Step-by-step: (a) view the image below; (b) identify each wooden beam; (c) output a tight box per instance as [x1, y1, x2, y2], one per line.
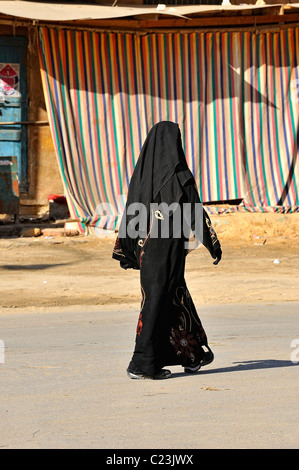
[67, 13, 299, 29]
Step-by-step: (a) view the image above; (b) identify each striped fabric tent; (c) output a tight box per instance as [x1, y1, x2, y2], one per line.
[38, 26, 299, 231]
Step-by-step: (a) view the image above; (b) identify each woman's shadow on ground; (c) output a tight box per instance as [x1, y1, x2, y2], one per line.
[172, 359, 298, 378]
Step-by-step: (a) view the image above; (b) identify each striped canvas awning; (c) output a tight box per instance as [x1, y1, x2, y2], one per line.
[38, 26, 299, 231]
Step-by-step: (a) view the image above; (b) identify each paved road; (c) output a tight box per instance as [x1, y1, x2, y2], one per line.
[0, 302, 298, 449]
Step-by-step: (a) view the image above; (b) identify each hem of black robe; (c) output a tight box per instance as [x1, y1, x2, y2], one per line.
[129, 343, 210, 377]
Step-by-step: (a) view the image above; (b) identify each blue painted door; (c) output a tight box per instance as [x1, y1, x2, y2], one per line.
[0, 37, 27, 190]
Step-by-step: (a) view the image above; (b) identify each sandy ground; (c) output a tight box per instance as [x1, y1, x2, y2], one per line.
[1, 303, 298, 449]
[1, 211, 299, 450]
[0, 211, 298, 313]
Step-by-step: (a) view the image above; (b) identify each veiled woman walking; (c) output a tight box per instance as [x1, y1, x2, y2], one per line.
[113, 121, 222, 379]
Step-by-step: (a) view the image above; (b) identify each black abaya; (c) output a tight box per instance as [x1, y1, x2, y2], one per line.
[112, 121, 222, 377]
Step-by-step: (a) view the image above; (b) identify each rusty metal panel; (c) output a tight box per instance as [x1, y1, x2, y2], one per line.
[0, 156, 19, 216]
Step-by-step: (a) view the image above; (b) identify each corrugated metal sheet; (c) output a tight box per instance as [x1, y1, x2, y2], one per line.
[0, 1, 296, 22]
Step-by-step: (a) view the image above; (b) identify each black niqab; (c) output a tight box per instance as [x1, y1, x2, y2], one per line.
[116, 121, 195, 269]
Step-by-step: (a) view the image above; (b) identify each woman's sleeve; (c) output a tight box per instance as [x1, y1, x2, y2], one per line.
[112, 236, 139, 270]
[183, 180, 222, 263]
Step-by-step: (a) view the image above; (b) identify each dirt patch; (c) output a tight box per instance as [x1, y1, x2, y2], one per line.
[0, 212, 298, 313]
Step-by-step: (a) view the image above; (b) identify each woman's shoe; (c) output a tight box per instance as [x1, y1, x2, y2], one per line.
[127, 367, 171, 380]
[184, 350, 214, 374]
[153, 368, 171, 380]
